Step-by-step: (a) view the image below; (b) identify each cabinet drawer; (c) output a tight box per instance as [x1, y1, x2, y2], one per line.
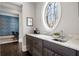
[26, 35, 33, 39]
[44, 40, 76, 56]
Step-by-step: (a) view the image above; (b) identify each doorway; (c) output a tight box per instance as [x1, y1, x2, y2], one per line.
[0, 14, 19, 44]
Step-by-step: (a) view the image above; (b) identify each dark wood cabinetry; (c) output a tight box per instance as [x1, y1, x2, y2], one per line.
[43, 47, 57, 56]
[32, 37, 43, 56]
[26, 35, 33, 54]
[76, 51, 79, 56]
[26, 35, 43, 56]
[43, 40, 76, 56]
[26, 35, 78, 56]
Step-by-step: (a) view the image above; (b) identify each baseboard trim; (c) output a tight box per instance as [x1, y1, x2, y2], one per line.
[19, 38, 22, 42]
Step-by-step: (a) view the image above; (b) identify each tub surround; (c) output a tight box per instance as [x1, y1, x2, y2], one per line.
[26, 34, 79, 51]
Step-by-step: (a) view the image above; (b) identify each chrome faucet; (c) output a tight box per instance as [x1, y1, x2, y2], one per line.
[60, 30, 64, 39]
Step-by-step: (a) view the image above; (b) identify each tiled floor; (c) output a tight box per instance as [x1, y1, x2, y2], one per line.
[0, 42, 31, 56]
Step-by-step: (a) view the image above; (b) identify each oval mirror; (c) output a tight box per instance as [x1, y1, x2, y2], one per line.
[43, 2, 61, 31]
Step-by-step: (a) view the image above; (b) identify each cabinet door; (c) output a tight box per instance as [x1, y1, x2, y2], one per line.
[43, 40, 76, 56]
[32, 47, 42, 56]
[76, 51, 79, 56]
[33, 37, 42, 51]
[43, 47, 55, 56]
[32, 37, 43, 56]
[43, 47, 61, 56]
[26, 35, 33, 54]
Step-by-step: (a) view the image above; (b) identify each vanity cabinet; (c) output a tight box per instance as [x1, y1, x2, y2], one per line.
[26, 35, 78, 56]
[43, 40, 76, 56]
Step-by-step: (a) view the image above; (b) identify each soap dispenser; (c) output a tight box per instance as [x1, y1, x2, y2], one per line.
[34, 28, 40, 34]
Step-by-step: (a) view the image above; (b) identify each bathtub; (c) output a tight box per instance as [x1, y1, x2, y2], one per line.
[0, 35, 15, 39]
[0, 35, 17, 44]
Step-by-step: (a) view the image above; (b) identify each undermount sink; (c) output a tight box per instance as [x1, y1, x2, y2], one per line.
[53, 39, 67, 42]
[53, 38, 68, 42]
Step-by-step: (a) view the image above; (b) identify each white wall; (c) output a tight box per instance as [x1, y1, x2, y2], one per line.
[35, 2, 79, 35]
[22, 2, 36, 51]
[0, 2, 21, 16]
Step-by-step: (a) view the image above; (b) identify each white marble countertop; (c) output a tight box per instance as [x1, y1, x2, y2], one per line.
[26, 34, 79, 51]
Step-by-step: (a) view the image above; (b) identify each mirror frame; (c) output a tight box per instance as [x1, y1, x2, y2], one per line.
[26, 17, 33, 26]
